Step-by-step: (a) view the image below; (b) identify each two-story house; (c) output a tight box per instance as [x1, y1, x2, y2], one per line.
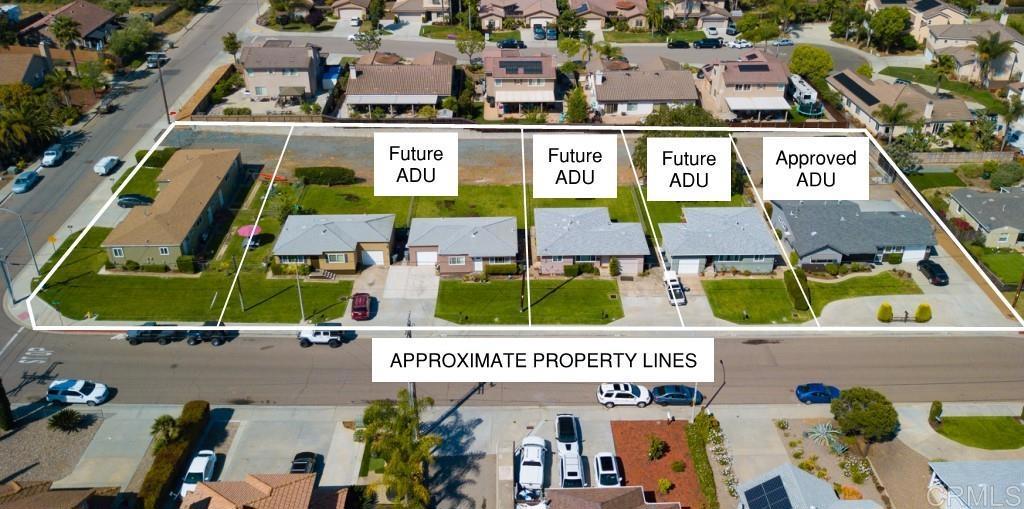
[239, 40, 322, 100]
[568, 0, 648, 32]
[19, 0, 116, 50]
[864, 0, 966, 44]
[479, 0, 558, 31]
[697, 50, 791, 120]
[483, 48, 560, 117]
[926, 18, 1024, 82]
[586, 58, 699, 120]
[392, 0, 448, 21]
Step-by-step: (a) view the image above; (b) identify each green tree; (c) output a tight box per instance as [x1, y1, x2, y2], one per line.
[50, 15, 82, 76]
[830, 387, 900, 443]
[580, 31, 596, 66]
[353, 30, 383, 53]
[886, 136, 923, 174]
[555, 9, 585, 38]
[772, 0, 801, 34]
[788, 44, 833, 82]
[868, 7, 910, 53]
[150, 414, 180, 450]
[565, 86, 588, 123]
[177, 0, 204, 11]
[364, 389, 441, 509]
[594, 41, 622, 60]
[108, 16, 157, 64]
[1001, 95, 1024, 150]
[0, 15, 16, 48]
[455, 30, 485, 62]
[631, 105, 723, 178]
[646, 0, 665, 34]
[101, 0, 131, 14]
[77, 60, 106, 97]
[943, 120, 974, 150]
[873, 102, 913, 142]
[0, 378, 13, 431]
[746, 18, 781, 49]
[876, 302, 893, 322]
[973, 32, 1016, 88]
[44, 69, 75, 107]
[368, 0, 385, 24]
[926, 53, 957, 95]
[222, 32, 241, 56]
[855, 62, 874, 79]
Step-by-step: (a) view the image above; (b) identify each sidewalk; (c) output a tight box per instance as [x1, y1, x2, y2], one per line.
[896, 401, 1024, 461]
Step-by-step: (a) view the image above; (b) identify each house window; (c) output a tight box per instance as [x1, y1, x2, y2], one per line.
[159, 247, 170, 256]
[717, 255, 742, 262]
[626, 103, 638, 112]
[449, 256, 466, 265]
[809, 258, 834, 264]
[490, 257, 512, 263]
[548, 256, 564, 262]
[576, 255, 596, 262]
[634, 18, 642, 27]
[284, 69, 297, 76]
[495, 80, 503, 87]
[255, 86, 267, 96]
[998, 233, 1010, 243]
[112, 247, 124, 258]
[279, 255, 306, 264]
[881, 245, 904, 254]
[327, 253, 348, 263]
[751, 254, 767, 262]
[246, 69, 254, 76]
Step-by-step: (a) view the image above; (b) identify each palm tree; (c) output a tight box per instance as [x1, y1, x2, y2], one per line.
[595, 41, 623, 61]
[1001, 95, 1024, 150]
[873, 102, 913, 142]
[580, 31, 596, 67]
[49, 15, 82, 76]
[150, 414, 180, 449]
[926, 53, 957, 95]
[972, 32, 1016, 88]
[646, 0, 665, 35]
[44, 69, 74, 107]
[773, 0, 798, 34]
[364, 389, 441, 509]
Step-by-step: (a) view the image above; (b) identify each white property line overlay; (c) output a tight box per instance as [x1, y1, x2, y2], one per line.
[519, 128, 533, 325]
[24, 121, 1024, 332]
[729, 134, 821, 327]
[619, 131, 687, 328]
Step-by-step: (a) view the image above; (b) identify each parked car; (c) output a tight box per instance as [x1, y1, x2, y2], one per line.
[667, 39, 690, 48]
[559, 451, 586, 488]
[795, 383, 840, 404]
[350, 16, 361, 26]
[705, 26, 718, 36]
[917, 259, 949, 286]
[663, 270, 686, 306]
[347, 33, 359, 41]
[11, 170, 41, 194]
[97, 95, 116, 114]
[41, 144, 65, 167]
[726, 22, 737, 35]
[127, 322, 183, 345]
[179, 450, 216, 498]
[93, 156, 119, 176]
[727, 38, 752, 48]
[693, 37, 723, 48]
[652, 384, 703, 406]
[244, 236, 262, 250]
[593, 452, 622, 487]
[497, 38, 526, 49]
[46, 379, 110, 406]
[518, 436, 547, 491]
[298, 323, 346, 348]
[350, 292, 372, 321]
[290, 451, 318, 473]
[894, 78, 911, 85]
[546, 27, 557, 40]
[117, 194, 153, 208]
[555, 413, 580, 454]
[146, 53, 169, 68]
[186, 321, 233, 346]
[771, 38, 794, 46]
[596, 383, 651, 408]
[533, 24, 545, 39]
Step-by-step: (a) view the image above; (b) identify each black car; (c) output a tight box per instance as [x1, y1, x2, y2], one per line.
[693, 37, 723, 48]
[117, 194, 154, 208]
[290, 451, 318, 473]
[917, 259, 949, 286]
[186, 321, 234, 347]
[126, 322, 183, 345]
[496, 38, 526, 49]
[667, 39, 690, 49]
[652, 384, 704, 406]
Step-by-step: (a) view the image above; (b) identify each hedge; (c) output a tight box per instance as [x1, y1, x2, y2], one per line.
[915, 303, 932, 323]
[124, 260, 140, 271]
[885, 252, 903, 265]
[783, 268, 810, 311]
[134, 147, 179, 168]
[223, 107, 252, 115]
[686, 412, 720, 509]
[563, 262, 599, 277]
[484, 263, 519, 276]
[294, 166, 358, 186]
[176, 255, 196, 273]
[142, 264, 169, 273]
[877, 302, 893, 323]
[138, 400, 211, 509]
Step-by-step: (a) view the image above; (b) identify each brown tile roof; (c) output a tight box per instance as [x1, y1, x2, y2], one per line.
[594, 69, 698, 102]
[935, 45, 976, 65]
[0, 481, 117, 509]
[22, 0, 115, 39]
[330, 0, 370, 8]
[568, 0, 646, 18]
[826, 69, 973, 123]
[241, 43, 315, 70]
[930, 19, 1024, 44]
[546, 487, 681, 509]
[719, 50, 789, 85]
[346, 64, 454, 95]
[637, 57, 683, 71]
[479, 0, 558, 18]
[356, 51, 402, 65]
[0, 53, 46, 85]
[412, 50, 457, 66]
[181, 473, 316, 509]
[103, 149, 240, 248]
[483, 50, 556, 78]
[309, 487, 350, 509]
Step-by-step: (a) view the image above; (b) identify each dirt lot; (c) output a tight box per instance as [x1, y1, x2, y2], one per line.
[866, 439, 931, 509]
[611, 420, 703, 508]
[0, 406, 102, 482]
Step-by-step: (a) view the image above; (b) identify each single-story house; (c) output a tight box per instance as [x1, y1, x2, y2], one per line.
[181, 473, 351, 509]
[738, 463, 882, 509]
[479, 0, 558, 31]
[587, 66, 699, 118]
[660, 207, 779, 275]
[771, 200, 936, 267]
[343, 61, 455, 116]
[546, 487, 681, 509]
[947, 187, 1024, 249]
[272, 214, 395, 274]
[927, 460, 1024, 509]
[330, 0, 369, 20]
[103, 149, 243, 267]
[0, 481, 118, 509]
[568, 0, 647, 31]
[534, 207, 650, 276]
[19, 0, 116, 50]
[0, 52, 49, 87]
[240, 40, 322, 100]
[407, 216, 518, 275]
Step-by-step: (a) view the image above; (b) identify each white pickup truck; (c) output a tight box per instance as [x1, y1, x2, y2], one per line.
[663, 270, 687, 306]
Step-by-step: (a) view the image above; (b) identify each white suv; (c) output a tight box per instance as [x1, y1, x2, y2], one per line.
[560, 451, 587, 488]
[46, 379, 109, 406]
[594, 452, 622, 486]
[517, 436, 547, 491]
[179, 450, 217, 497]
[297, 323, 346, 348]
[597, 383, 651, 408]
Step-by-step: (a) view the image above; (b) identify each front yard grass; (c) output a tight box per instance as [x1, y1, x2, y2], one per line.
[435, 278, 624, 324]
[489, 30, 521, 40]
[936, 416, 1024, 450]
[880, 67, 1005, 114]
[977, 249, 1024, 285]
[602, 31, 666, 43]
[420, 24, 467, 39]
[111, 167, 162, 198]
[808, 271, 922, 315]
[531, 186, 641, 223]
[298, 185, 413, 228]
[908, 172, 965, 191]
[435, 280, 529, 324]
[412, 185, 525, 226]
[703, 278, 811, 324]
[667, 29, 706, 42]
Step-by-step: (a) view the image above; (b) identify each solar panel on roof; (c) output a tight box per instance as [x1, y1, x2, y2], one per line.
[739, 64, 770, 72]
[914, 0, 939, 10]
[833, 72, 879, 106]
[499, 60, 543, 74]
[744, 476, 793, 509]
[574, 3, 588, 13]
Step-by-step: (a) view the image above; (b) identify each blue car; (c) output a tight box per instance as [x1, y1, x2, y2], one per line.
[11, 170, 41, 194]
[795, 383, 840, 404]
[652, 384, 704, 406]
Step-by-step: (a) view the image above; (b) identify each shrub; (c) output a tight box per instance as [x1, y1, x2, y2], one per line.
[825, 263, 840, 276]
[884, 252, 903, 264]
[647, 434, 668, 461]
[915, 303, 932, 323]
[877, 302, 893, 323]
[294, 166, 358, 185]
[671, 460, 686, 472]
[138, 401, 210, 509]
[134, 147, 179, 168]
[929, 400, 943, 423]
[789, 250, 799, 266]
[830, 387, 899, 442]
[657, 478, 673, 495]
[176, 255, 197, 273]
[784, 269, 810, 311]
[609, 257, 621, 276]
[123, 260, 141, 271]
[142, 264, 169, 273]
[48, 408, 85, 433]
[484, 263, 518, 276]
[578, 262, 598, 275]
[841, 485, 863, 500]
[564, 264, 580, 277]
[686, 412, 720, 509]
[223, 107, 252, 115]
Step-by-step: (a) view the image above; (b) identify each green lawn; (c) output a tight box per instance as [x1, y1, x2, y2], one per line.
[880, 67, 1006, 114]
[667, 30, 706, 42]
[603, 31, 666, 43]
[530, 186, 641, 223]
[111, 167, 162, 198]
[412, 185, 525, 226]
[490, 30, 521, 40]
[908, 172, 966, 191]
[645, 195, 748, 227]
[807, 271, 922, 315]
[435, 278, 624, 324]
[298, 185, 414, 228]
[37, 228, 352, 323]
[978, 249, 1024, 284]
[936, 416, 1024, 450]
[420, 24, 477, 39]
[703, 278, 812, 324]
[1004, 292, 1023, 313]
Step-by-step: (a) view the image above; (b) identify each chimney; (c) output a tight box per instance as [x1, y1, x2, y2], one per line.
[924, 100, 934, 120]
[39, 42, 53, 71]
[1001, 13, 1009, 25]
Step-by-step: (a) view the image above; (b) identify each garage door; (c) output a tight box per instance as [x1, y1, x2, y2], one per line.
[361, 250, 385, 266]
[902, 246, 928, 263]
[417, 251, 438, 266]
[337, 8, 362, 20]
[584, 18, 603, 32]
[674, 257, 702, 274]
[530, 16, 552, 26]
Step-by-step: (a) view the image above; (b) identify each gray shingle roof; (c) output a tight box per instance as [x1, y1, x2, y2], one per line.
[273, 214, 395, 256]
[774, 201, 936, 257]
[738, 463, 882, 509]
[660, 207, 778, 257]
[534, 208, 650, 257]
[240, 45, 314, 70]
[407, 217, 518, 257]
[929, 461, 1024, 509]
[949, 187, 1024, 232]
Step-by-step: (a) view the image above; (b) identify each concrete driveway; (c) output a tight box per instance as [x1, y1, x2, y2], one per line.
[374, 265, 446, 326]
[613, 270, 683, 326]
[386, 17, 423, 40]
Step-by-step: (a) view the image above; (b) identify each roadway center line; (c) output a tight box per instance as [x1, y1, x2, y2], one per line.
[0, 327, 25, 363]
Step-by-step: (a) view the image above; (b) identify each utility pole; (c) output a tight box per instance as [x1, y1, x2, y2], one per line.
[295, 268, 305, 322]
[147, 52, 171, 124]
[0, 252, 14, 307]
[232, 256, 246, 311]
[701, 360, 726, 413]
[1014, 272, 1023, 309]
[0, 208, 40, 276]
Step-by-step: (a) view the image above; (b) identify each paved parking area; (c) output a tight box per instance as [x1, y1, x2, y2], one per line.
[369, 265, 446, 326]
